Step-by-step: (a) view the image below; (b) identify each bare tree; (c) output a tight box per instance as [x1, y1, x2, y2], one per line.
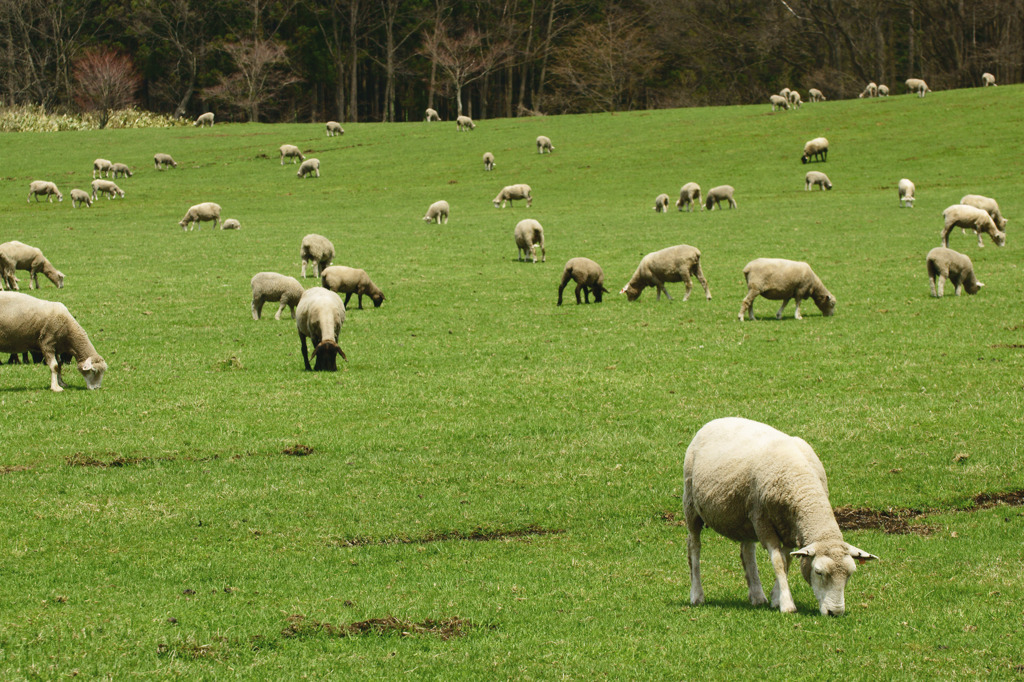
[421, 21, 511, 116]
[368, 0, 422, 121]
[73, 48, 141, 128]
[205, 39, 297, 121]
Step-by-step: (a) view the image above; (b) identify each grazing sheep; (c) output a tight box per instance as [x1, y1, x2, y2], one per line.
[92, 159, 112, 178]
[514, 219, 545, 263]
[456, 115, 476, 131]
[808, 88, 826, 102]
[898, 178, 916, 208]
[739, 258, 835, 321]
[859, 82, 878, 98]
[483, 152, 495, 171]
[779, 87, 791, 100]
[279, 144, 305, 165]
[300, 234, 335, 278]
[959, 194, 1007, 230]
[90, 179, 124, 200]
[153, 153, 177, 170]
[769, 94, 789, 111]
[251, 272, 304, 320]
[0, 291, 107, 392]
[194, 112, 214, 127]
[805, 171, 832, 191]
[296, 287, 347, 371]
[493, 184, 532, 208]
[676, 183, 703, 212]
[705, 185, 736, 210]
[110, 162, 133, 178]
[654, 193, 671, 213]
[621, 244, 710, 302]
[905, 78, 931, 97]
[178, 202, 221, 231]
[941, 204, 1005, 248]
[877, 84, 890, 96]
[27, 181, 62, 203]
[321, 265, 385, 309]
[536, 135, 554, 153]
[425, 108, 441, 122]
[220, 218, 241, 230]
[982, 72, 997, 87]
[557, 257, 608, 305]
[326, 121, 344, 136]
[297, 158, 320, 178]
[70, 189, 92, 208]
[422, 200, 450, 224]
[801, 137, 829, 164]
[0, 241, 64, 290]
[788, 90, 802, 108]
[926, 247, 983, 298]
[683, 417, 877, 615]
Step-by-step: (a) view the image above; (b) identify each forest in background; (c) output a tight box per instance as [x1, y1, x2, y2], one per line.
[1, 0, 1022, 124]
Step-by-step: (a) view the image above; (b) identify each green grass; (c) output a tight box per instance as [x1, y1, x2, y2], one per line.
[1, 87, 1023, 678]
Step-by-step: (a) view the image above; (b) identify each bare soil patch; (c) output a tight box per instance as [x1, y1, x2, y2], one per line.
[281, 614, 482, 641]
[332, 524, 564, 547]
[832, 506, 933, 535]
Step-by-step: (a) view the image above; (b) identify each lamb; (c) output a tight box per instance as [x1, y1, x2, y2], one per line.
[878, 84, 890, 96]
[769, 94, 789, 111]
[683, 417, 877, 615]
[982, 72, 997, 87]
[905, 78, 931, 97]
[779, 87, 791, 100]
[296, 286, 347, 371]
[91, 179, 124, 200]
[620, 244, 711, 302]
[326, 121, 344, 136]
[220, 218, 241, 230]
[422, 200, 450, 224]
[0, 241, 64, 290]
[926, 247, 984, 297]
[676, 183, 702, 212]
[300, 234, 335, 278]
[557, 257, 608, 305]
[425, 108, 441, 121]
[153, 153, 178, 170]
[27, 181, 63, 203]
[279, 144, 305, 165]
[92, 158, 112, 178]
[0, 291, 107, 392]
[959, 194, 1007, 230]
[704, 185, 736, 210]
[194, 112, 214, 127]
[178, 202, 221, 231]
[483, 152, 495, 171]
[251, 272, 305, 320]
[110, 162, 133, 178]
[739, 258, 836, 321]
[297, 158, 320, 178]
[456, 115, 476, 131]
[804, 171, 832, 191]
[858, 82, 878, 98]
[493, 184, 532, 208]
[808, 88, 826, 102]
[514, 219, 545, 263]
[70, 189, 92, 208]
[536, 135, 554, 153]
[941, 204, 1006, 248]
[788, 90, 802, 108]
[321, 265, 385, 309]
[654, 193, 671, 213]
[801, 137, 829, 164]
[898, 178, 916, 208]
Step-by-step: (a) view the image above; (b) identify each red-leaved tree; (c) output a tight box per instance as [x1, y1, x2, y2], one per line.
[73, 49, 141, 128]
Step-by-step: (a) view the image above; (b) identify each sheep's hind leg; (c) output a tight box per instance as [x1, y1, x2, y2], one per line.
[936, 276, 945, 297]
[739, 291, 758, 321]
[252, 298, 263, 320]
[274, 302, 287, 320]
[929, 276, 938, 298]
[686, 518, 705, 605]
[740, 541, 768, 605]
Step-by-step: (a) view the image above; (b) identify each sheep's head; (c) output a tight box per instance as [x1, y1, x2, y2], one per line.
[793, 541, 877, 616]
[994, 230, 1007, 247]
[55, 271, 65, 289]
[966, 278, 985, 295]
[801, 155, 809, 164]
[311, 339, 346, 371]
[815, 293, 836, 317]
[371, 292, 385, 308]
[79, 356, 107, 390]
[57, 191, 64, 202]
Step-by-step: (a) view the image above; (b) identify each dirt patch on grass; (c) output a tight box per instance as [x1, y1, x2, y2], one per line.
[0, 464, 33, 475]
[282, 443, 314, 456]
[988, 344, 1024, 349]
[65, 453, 221, 467]
[281, 614, 482, 640]
[332, 524, 564, 547]
[832, 506, 933, 535]
[971, 489, 1024, 509]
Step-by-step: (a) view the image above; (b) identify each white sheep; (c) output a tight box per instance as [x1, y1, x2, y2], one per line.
[178, 202, 221, 231]
[676, 183, 702, 212]
[557, 257, 608, 305]
[27, 181, 63, 203]
[982, 72, 997, 87]
[959, 194, 1007, 230]
[90, 179, 124, 200]
[425, 108, 441, 121]
[493, 184, 532, 208]
[905, 78, 931, 97]
[739, 258, 835, 321]
[70, 189, 92, 208]
[683, 417, 877, 615]
[0, 241, 64, 290]
[296, 286, 347, 371]
[805, 171, 832, 191]
[297, 158, 320, 178]
[620, 244, 711, 302]
[926, 247, 984, 297]
[898, 178, 916, 208]
[300, 234, 335, 278]
[808, 88, 826, 102]
[801, 137, 829, 164]
[769, 94, 789, 111]
[220, 218, 241, 230]
[422, 200, 450, 224]
[941, 204, 1005, 248]
[779, 87, 791, 100]
[859, 82, 878, 98]
[654, 193, 671, 213]
[878, 84, 890, 96]
[483, 152, 495, 171]
[514, 219, 545, 263]
[110, 162, 132, 178]
[194, 112, 215, 127]
[279, 144, 305, 165]
[788, 90, 802, 108]
[705, 185, 736, 210]
[321, 265, 385, 309]
[456, 115, 476, 131]
[251, 272, 305, 320]
[536, 135, 554, 153]
[326, 121, 344, 136]
[0, 291, 107, 392]
[153, 153, 177, 170]
[92, 158, 112, 178]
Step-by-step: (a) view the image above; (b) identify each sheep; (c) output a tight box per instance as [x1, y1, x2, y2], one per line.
[27, 181, 62, 203]
[926, 247, 984, 297]
[90, 179, 124, 201]
[654, 193, 671, 213]
[493, 184, 532, 208]
[321, 265, 385, 309]
[178, 202, 221, 231]
[959, 194, 1007, 230]
[297, 158, 320, 178]
[801, 137, 829, 164]
[878, 84, 889, 96]
[805, 171, 832, 191]
[905, 78, 931, 97]
[898, 178, 916, 208]
[779, 87, 791, 100]
[0, 291, 107, 392]
[194, 112, 214, 127]
[858, 82, 877, 98]
[251, 272, 305, 320]
[557, 257, 608, 305]
[620, 244, 710, 302]
[704, 185, 736, 210]
[790, 91, 803, 108]
[326, 121, 344, 136]
[536, 135, 554, 153]
[296, 286, 347, 371]
[0, 241, 64, 290]
[92, 158, 112, 178]
[982, 72, 997, 87]
[422, 200, 450, 224]
[676, 183, 702, 212]
[514, 219, 545, 263]
[739, 258, 835, 321]
[110, 162, 133, 178]
[456, 115, 476, 131]
[279, 144, 305, 165]
[483, 152, 495, 171]
[425, 108, 441, 121]
[808, 88, 826, 102]
[153, 153, 178, 170]
[220, 218, 241, 230]
[300, 234, 335, 278]
[70, 189, 92, 208]
[683, 417, 877, 615]
[941, 204, 1006, 248]
[769, 94, 789, 112]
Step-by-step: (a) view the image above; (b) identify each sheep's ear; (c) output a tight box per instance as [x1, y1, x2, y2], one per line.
[791, 544, 816, 558]
[339, 348, 348, 362]
[977, 281, 985, 287]
[619, 285, 628, 294]
[846, 544, 878, 564]
[81, 358, 93, 371]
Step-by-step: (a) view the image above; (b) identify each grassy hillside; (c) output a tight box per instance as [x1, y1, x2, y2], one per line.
[1, 87, 1022, 678]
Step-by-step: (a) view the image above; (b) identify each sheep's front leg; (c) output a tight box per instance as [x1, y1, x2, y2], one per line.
[775, 299, 789, 319]
[681, 275, 693, 301]
[46, 355, 64, 392]
[301, 260, 308, 278]
[299, 334, 312, 371]
[764, 542, 797, 613]
[793, 299, 803, 320]
[977, 231, 985, 248]
[658, 284, 673, 301]
[740, 542, 768, 605]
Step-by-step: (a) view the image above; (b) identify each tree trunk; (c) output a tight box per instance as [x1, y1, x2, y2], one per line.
[518, 0, 536, 112]
[455, 84, 462, 116]
[349, 0, 359, 122]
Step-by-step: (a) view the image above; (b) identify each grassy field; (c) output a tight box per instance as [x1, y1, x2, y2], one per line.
[1, 85, 1023, 679]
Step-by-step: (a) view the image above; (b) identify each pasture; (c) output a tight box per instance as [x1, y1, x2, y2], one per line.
[1, 86, 1023, 678]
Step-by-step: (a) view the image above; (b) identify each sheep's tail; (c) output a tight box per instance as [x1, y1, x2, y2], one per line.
[312, 339, 346, 371]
